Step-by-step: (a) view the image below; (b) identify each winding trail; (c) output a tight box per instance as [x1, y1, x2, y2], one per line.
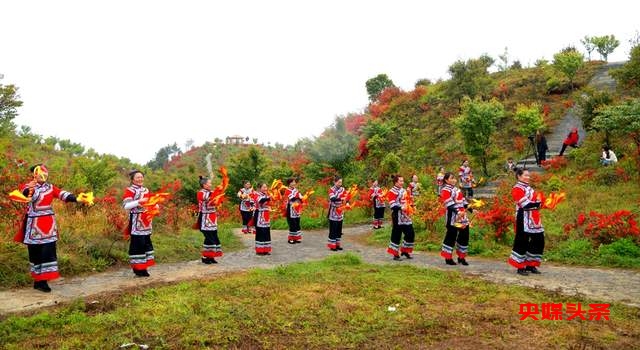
[474, 62, 622, 199]
[1, 225, 639, 316]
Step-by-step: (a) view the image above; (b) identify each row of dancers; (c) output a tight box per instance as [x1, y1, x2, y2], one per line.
[11, 163, 545, 293]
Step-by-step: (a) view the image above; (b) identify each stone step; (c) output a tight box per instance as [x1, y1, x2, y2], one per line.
[474, 193, 496, 199]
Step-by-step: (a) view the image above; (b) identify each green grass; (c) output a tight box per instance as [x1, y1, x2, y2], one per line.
[0, 223, 241, 290]
[546, 238, 640, 269]
[1, 253, 639, 349]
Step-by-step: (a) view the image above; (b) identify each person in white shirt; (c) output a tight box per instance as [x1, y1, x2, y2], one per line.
[600, 146, 618, 166]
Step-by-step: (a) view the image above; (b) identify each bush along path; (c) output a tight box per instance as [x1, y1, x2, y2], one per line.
[1, 225, 639, 315]
[474, 62, 621, 199]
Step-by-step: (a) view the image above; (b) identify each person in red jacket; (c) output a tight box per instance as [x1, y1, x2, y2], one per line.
[13, 165, 83, 292]
[559, 127, 579, 156]
[509, 168, 545, 276]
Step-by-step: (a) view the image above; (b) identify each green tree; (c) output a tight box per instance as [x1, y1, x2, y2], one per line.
[510, 60, 523, 70]
[0, 84, 23, 136]
[454, 98, 505, 176]
[76, 158, 118, 195]
[365, 74, 395, 102]
[514, 103, 545, 137]
[147, 143, 181, 170]
[553, 50, 584, 89]
[415, 78, 432, 87]
[611, 45, 640, 89]
[308, 117, 358, 176]
[446, 54, 495, 101]
[581, 36, 596, 61]
[578, 89, 613, 131]
[591, 35, 620, 62]
[380, 152, 401, 177]
[229, 146, 268, 191]
[592, 98, 640, 173]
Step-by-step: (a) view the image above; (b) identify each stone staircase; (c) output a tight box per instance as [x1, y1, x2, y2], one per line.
[474, 62, 621, 199]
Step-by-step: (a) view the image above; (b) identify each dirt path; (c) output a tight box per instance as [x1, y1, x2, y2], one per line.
[1, 225, 639, 316]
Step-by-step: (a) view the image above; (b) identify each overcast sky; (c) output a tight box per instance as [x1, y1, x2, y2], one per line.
[1, 1, 638, 164]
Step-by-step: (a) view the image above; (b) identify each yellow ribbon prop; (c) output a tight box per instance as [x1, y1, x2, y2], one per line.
[8, 190, 30, 203]
[76, 192, 95, 206]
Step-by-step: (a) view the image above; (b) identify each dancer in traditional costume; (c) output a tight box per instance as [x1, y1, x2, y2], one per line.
[386, 175, 415, 260]
[237, 181, 255, 234]
[369, 180, 385, 229]
[122, 170, 155, 277]
[407, 174, 421, 197]
[254, 183, 272, 255]
[509, 168, 545, 275]
[327, 176, 345, 251]
[196, 176, 223, 264]
[12, 164, 88, 292]
[458, 160, 474, 198]
[284, 178, 303, 244]
[436, 167, 445, 196]
[440, 172, 471, 266]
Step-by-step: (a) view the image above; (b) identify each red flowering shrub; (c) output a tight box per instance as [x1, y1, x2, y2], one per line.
[513, 135, 525, 152]
[415, 194, 444, 232]
[476, 194, 515, 242]
[564, 210, 640, 245]
[540, 156, 568, 171]
[542, 104, 551, 118]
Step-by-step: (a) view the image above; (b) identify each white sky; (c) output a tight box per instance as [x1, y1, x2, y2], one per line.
[1, 0, 638, 164]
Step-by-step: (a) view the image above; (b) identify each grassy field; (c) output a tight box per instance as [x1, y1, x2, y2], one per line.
[1, 254, 638, 349]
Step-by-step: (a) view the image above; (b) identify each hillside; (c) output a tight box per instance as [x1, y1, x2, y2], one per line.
[1, 48, 639, 289]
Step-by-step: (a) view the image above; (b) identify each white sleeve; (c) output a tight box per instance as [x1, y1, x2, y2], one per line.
[123, 200, 140, 210]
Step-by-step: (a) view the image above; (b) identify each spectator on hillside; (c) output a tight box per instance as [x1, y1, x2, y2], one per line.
[505, 158, 516, 173]
[559, 127, 579, 156]
[600, 145, 618, 166]
[536, 131, 549, 166]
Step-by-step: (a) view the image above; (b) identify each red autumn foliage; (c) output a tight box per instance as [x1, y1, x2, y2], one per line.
[415, 195, 444, 232]
[513, 135, 525, 152]
[411, 86, 428, 100]
[564, 210, 640, 245]
[576, 169, 596, 182]
[615, 167, 631, 182]
[492, 81, 509, 99]
[476, 194, 516, 241]
[542, 104, 551, 118]
[377, 87, 402, 104]
[369, 103, 389, 119]
[95, 191, 128, 237]
[528, 172, 552, 187]
[357, 138, 369, 160]
[563, 99, 575, 109]
[0, 153, 31, 240]
[344, 114, 368, 135]
[540, 156, 568, 171]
